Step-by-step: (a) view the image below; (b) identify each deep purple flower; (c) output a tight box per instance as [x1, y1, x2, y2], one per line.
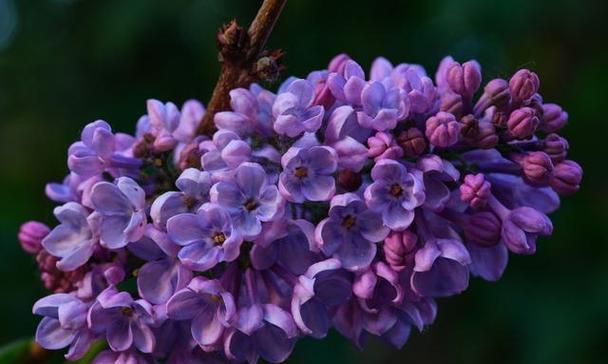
[327, 60, 367, 106]
[33, 294, 94, 360]
[88, 287, 156, 353]
[200, 129, 252, 179]
[273, 79, 324, 137]
[411, 238, 471, 297]
[90, 177, 147, 249]
[316, 193, 389, 270]
[167, 203, 243, 271]
[167, 277, 235, 348]
[278, 146, 337, 203]
[291, 259, 352, 338]
[250, 219, 318, 275]
[488, 194, 553, 255]
[42, 202, 96, 271]
[150, 168, 212, 228]
[415, 155, 459, 211]
[130, 226, 192, 304]
[92, 349, 155, 364]
[210, 162, 282, 238]
[364, 160, 425, 230]
[392, 65, 437, 115]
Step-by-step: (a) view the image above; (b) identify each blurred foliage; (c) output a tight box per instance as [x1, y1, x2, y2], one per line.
[0, 0, 607, 363]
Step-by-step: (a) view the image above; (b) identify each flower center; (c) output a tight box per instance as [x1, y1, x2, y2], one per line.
[342, 215, 356, 229]
[120, 307, 134, 317]
[212, 232, 226, 245]
[390, 183, 403, 197]
[244, 198, 259, 211]
[183, 196, 198, 209]
[294, 166, 308, 178]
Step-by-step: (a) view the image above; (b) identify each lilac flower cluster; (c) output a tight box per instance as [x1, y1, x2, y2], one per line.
[19, 54, 582, 363]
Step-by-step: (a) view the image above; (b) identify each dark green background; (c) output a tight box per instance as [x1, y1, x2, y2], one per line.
[1, 0, 606, 363]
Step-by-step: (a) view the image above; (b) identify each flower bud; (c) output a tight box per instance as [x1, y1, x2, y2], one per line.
[464, 211, 501, 247]
[476, 121, 499, 149]
[519, 151, 554, 185]
[367, 132, 403, 161]
[460, 174, 491, 209]
[522, 93, 544, 119]
[440, 92, 464, 118]
[540, 103, 568, 133]
[397, 127, 427, 157]
[383, 230, 418, 271]
[507, 107, 539, 139]
[549, 160, 582, 195]
[18, 221, 50, 255]
[509, 69, 539, 103]
[446, 60, 481, 99]
[460, 114, 479, 141]
[178, 141, 203, 170]
[543, 133, 569, 163]
[473, 78, 511, 115]
[328, 53, 351, 74]
[337, 169, 362, 192]
[425, 111, 460, 148]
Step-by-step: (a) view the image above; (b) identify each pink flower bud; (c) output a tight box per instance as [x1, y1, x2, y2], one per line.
[543, 133, 569, 163]
[328, 53, 351, 74]
[367, 132, 403, 161]
[509, 69, 540, 103]
[425, 111, 460, 148]
[473, 78, 511, 115]
[18, 221, 50, 255]
[540, 103, 568, 133]
[446, 60, 482, 99]
[507, 107, 539, 139]
[460, 174, 491, 209]
[440, 92, 464, 118]
[464, 211, 501, 247]
[476, 121, 499, 149]
[519, 151, 554, 185]
[383, 230, 418, 271]
[550, 160, 582, 195]
[397, 128, 427, 157]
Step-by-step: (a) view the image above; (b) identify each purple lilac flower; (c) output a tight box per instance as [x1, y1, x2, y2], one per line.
[130, 226, 192, 304]
[278, 145, 337, 202]
[90, 177, 147, 249]
[364, 160, 425, 230]
[167, 277, 235, 348]
[68, 120, 139, 178]
[33, 294, 94, 360]
[42, 202, 96, 271]
[88, 287, 156, 353]
[150, 168, 212, 228]
[210, 162, 282, 238]
[215, 85, 276, 137]
[167, 203, 243, 271]
[316, 193, 389, 270]
[24, 53, 583, 362]
[291, 259, 352, 338]
[273, 79, 324, 137]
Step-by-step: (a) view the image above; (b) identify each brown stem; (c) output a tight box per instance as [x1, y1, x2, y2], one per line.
[196, 0, 287, 136]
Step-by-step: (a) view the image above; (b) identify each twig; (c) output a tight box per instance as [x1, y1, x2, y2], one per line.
[196, 0, 287, 136]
